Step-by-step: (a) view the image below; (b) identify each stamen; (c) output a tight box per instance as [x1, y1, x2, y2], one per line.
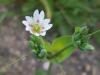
[32, 23, 41, 33]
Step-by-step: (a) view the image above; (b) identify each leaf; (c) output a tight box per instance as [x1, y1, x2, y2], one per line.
[47, 35, 76, 63]
[51, 46, 75, 63]
[80, 43, 95, 51]
[44, 41, 51, 52]
[51, 36, 73, 52]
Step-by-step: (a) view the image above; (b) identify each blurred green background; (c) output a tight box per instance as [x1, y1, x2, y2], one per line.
[0, 0, 100, 75]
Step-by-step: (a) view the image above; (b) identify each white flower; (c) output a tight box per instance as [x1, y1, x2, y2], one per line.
[22, 9, 53, 36]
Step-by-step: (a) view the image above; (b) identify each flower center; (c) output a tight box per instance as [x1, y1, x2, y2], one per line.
[32, 24, 41, 32]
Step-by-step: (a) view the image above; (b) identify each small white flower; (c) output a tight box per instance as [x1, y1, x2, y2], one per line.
[22, 9, 53, 36]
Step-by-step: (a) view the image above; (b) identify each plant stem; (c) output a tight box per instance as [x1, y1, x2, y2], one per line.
[47, 63, 52, 75]
[47, 44, 73, 59]
[87, 29, 100, 37]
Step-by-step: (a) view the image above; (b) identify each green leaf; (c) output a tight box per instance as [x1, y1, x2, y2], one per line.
[51, 36, 73, 52]
[47, 35, 76, 63]
[51, 46, 75, 63]
[80, 43, 95, 51]
[44, 41, 51, 52]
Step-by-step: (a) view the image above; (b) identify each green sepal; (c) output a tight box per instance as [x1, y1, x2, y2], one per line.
[72, 26, 94, 51]
[29, 35, 47, 59]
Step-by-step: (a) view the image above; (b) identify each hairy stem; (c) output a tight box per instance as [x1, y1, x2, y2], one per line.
[87, 29, 100, 37]
[47, 63, 52, 75]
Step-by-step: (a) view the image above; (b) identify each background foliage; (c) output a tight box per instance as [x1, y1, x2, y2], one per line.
[0, 0, 100, 42]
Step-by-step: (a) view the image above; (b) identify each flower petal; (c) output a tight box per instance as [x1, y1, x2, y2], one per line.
[33, 9, 39, 22]
[30, 30, 40, 36]
[39, 10, 44, 20]
[33, 9, 39, 17]
[25, 26, 30, 31]
[44, 19, 50, 24]
[34, 33, 39, 36]
[25, 16, 33, 24]
[22, 20, 31, 31]
[47, 24, 52, 30]
[39, 31, 46, 36]
[42, 23, 53, 30]
[22, 21, 29, 26]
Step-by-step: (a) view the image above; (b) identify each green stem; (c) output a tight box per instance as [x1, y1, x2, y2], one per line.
[47, 63, 52, 75]
[87, 29, 100, 37]
[47, 44, 73, 59]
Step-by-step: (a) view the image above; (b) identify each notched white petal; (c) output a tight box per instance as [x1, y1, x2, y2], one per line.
[43, 24, 53, 30]
[25, 26, 30, 31]
[47, 24, 52, 30]
[33, 10, 40, 23]
[22, 21, 29, 26]
[39, 31, 46, 36]
[33, 9, 39, 18]
[25, 16, 33, 23]
[49, 24, 53, 29]
[39, 10, 44, 20]
[44, 19, 50, 24]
